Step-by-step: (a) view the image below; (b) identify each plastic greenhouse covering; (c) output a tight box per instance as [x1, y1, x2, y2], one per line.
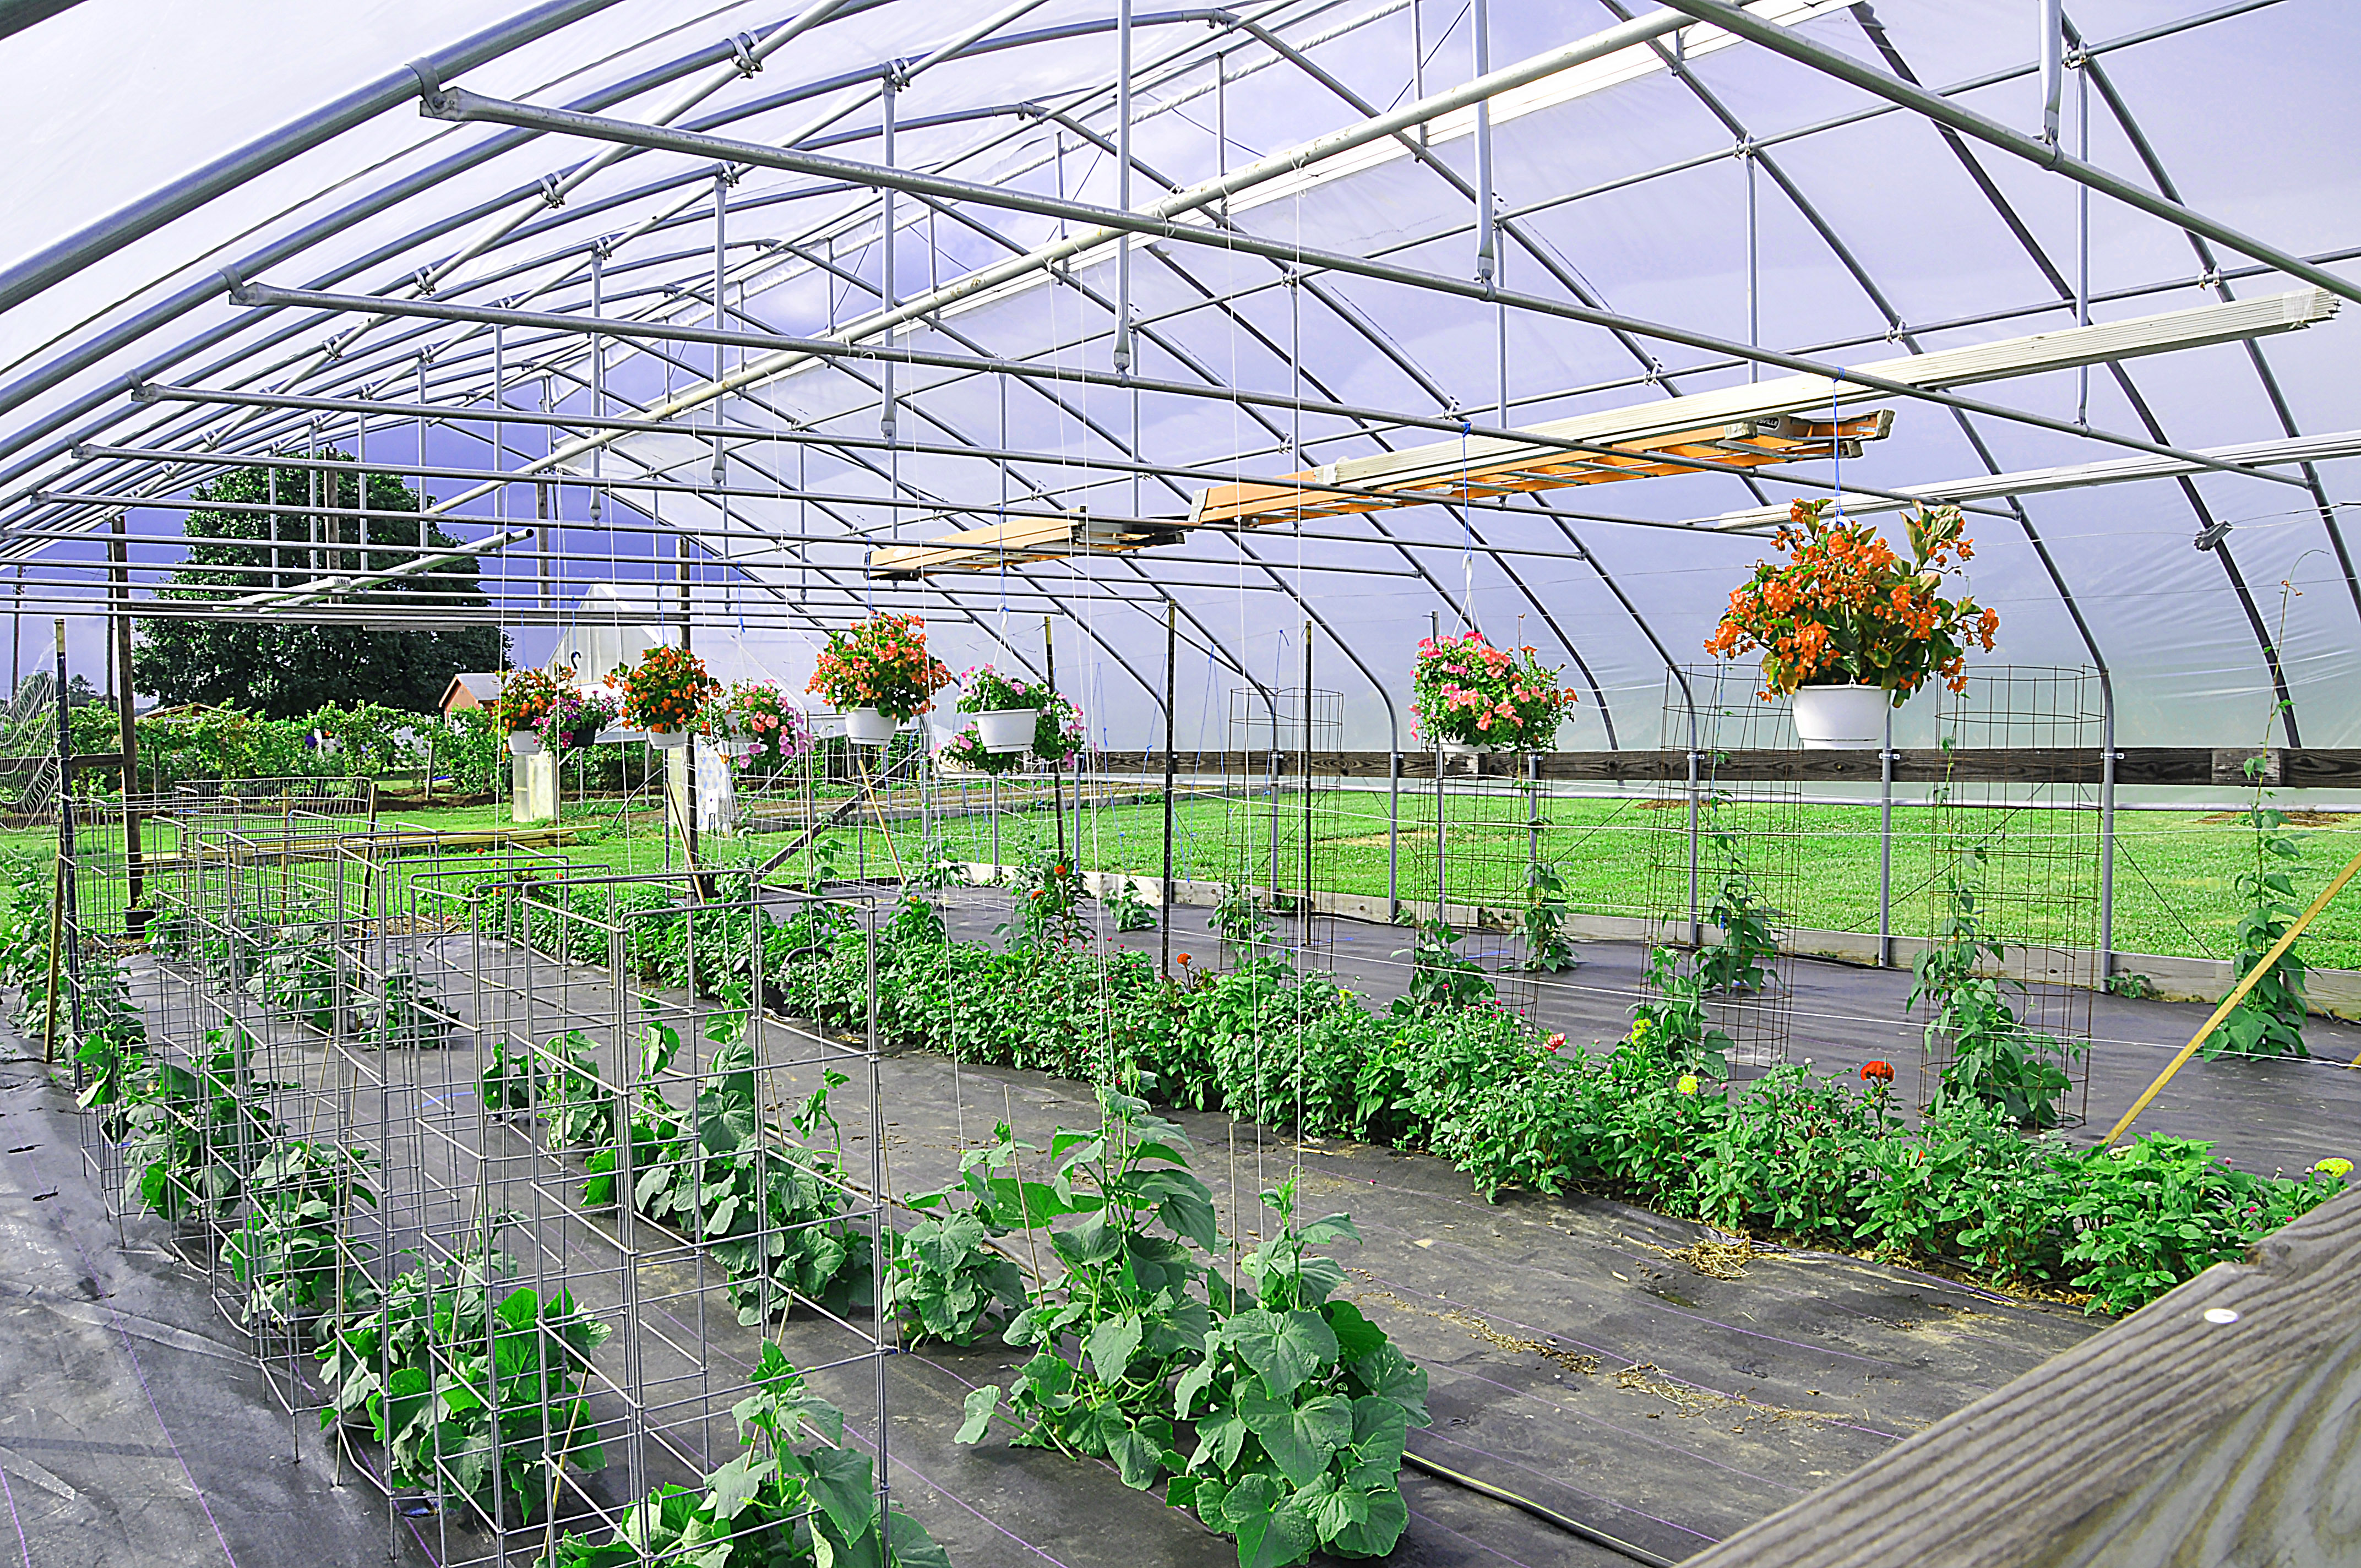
[2, 0, 2357, 749]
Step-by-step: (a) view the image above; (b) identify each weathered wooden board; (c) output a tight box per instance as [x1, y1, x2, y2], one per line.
[1675, 1187, 2361, 1568]
[1089, 748, 2361, 788]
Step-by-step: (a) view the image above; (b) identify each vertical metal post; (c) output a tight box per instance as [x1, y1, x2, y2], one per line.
[1161, 602, 1176, 976]
[53, 619, 81, 1038]
[1472, 0, 1495, 285]
[1045, 616, 1064, 863]
[1411, 0, 1425, 145]
[110, 514, 145, 934]
[712, 168, 729, 487]
[1429, 611, 1444, 923]
[864, 919, 888, 1529]
[2099, 676, 2118, 978]
[537, 375, 553, 609]
[880, 78, 897, 444]
[1877, 705, 1895, 967]
[1686, 744, 1702, 949]
[1301, 622, 1313, 920]
[1113, 0, 1134, 375]
[1744, 144, 1759, 383]
[590, 243, 605, 519]
[1387, 749, 1400, 919]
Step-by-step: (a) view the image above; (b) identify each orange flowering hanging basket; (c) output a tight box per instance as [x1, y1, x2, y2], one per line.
[610, 644, 719, 734]
[1705, 499, 1999, 703]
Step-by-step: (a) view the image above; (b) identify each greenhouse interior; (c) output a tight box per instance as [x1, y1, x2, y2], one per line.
[2, 1, 2358, 1564]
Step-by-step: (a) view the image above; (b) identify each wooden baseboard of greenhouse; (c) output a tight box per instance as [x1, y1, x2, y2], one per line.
[1672, 1185, 2361, 1568]
[953, 863, 2361, 1023]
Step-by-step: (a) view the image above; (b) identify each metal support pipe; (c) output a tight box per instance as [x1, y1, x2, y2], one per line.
[109, 513, 144, 933]
[1878, 707, 1895, 967]
[0, 0, 624, 318]
[1654, 0, 2361, 307]
[1686, 744, 1701, 950]
[414, 85, 2314, 500]
[2100, 679, 2118, 977]
[880, 75, 898, 445]
[1113, 0, 1135, 374]
[1387, 748, 1400, 919]
[1161, 600, 1175, 977]
[2039, 0, 2065, 147]
[1472, 0, 1496, 286]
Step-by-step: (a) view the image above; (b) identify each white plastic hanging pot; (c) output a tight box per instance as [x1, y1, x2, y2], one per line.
[1791, 684, 1890, 749]
[844, 706, 897, 745]
[506, 731, 543, 758]
[649, 728, 690, 751]
[973, 707, 1036, 754]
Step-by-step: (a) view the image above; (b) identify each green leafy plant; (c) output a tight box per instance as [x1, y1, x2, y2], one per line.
[247, 921, 352, 1035]
[957, 1090, 1218, 1487]
[1000, 853, 1087, 950]
[115, 1023, 282, 1222]
[1390, 916, 1493, 1018]
[2103, 970, 2157, 1000]
[2203, 755, 2309, 1059]
[356, 957, 449, 1050]
[225, 1141, 378, 1336]
[1168, 1180, 1429, 1566]
[318, 1229, 610, 1525]
[1520, 861, 1579, 973]
[889, 1125, 1034, 1347]
[537, 1342, 949, 1568]
[1109, 880, 1159, 933]
[1910, 861, 2081, 1128]
[1629, 947, 1733, 1079]
[1212, 884, 1275, 955]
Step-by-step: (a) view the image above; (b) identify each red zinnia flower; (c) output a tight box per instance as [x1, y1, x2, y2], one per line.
[1860, 1060, 1895, 1085]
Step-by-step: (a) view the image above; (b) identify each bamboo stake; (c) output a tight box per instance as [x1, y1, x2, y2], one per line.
[2103, 842, 2361, 1145]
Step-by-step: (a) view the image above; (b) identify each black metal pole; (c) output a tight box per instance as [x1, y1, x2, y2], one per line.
[53, 619, 82, 1037]
[1161, 602, 1176, 978]
[1046, 615, 1065, 865]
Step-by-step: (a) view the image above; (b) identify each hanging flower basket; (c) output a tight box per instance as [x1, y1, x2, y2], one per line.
[494, 666, 562, 737]
[610, 644, 719, 739]
[1705, 499, 1999, 750]
[506, 731, 543, 758]
[956, 667, 1083, 759]
[974, 709, 1036, 753]
[538, 685, 617, 753]
[706, 680, 810, 771]
[806, 614, 951, 723]
[1411, 631, 1577, 753]
[842, 707, 898, 746]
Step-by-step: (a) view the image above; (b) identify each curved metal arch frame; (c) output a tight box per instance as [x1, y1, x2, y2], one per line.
[0, 0, 2349, 760]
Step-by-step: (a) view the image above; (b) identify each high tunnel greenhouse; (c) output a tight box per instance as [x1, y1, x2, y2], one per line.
[1, 2, 2358, 1565]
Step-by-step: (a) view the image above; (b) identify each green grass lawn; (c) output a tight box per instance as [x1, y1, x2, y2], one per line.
[46, 781, 2361, 971]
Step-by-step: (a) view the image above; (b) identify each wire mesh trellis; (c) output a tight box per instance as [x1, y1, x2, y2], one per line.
[1641, 667, 1803, 1071]
[1219, 687, 1341, 973]
[58, 775, 902, 1567]
[1916, 667, 2103, 1124]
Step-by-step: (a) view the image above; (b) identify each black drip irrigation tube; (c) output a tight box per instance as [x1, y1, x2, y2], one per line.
[1399, 1448, 1682, 1567]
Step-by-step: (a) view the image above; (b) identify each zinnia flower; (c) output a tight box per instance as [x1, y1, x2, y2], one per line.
[1859, 1060, 1895, 1085]
[1677, 1074, 1700, 1096]
[1545, 1032, 1565, 1053]
[2318, 1157, 2353, 1180]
